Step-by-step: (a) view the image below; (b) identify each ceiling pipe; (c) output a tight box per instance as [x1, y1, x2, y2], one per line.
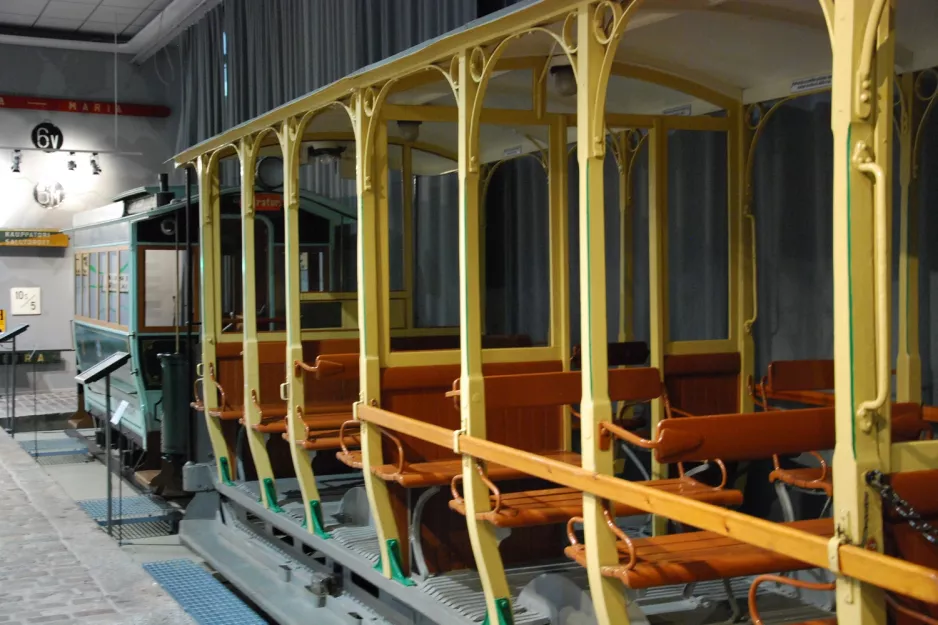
[0, 0, 222, 65]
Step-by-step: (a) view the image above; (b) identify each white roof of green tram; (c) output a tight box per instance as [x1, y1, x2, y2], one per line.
[173, 0, 938, 171]
[69, 186, 354, 231]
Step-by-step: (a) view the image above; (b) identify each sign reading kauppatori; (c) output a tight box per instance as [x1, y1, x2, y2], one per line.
[0, 230, 69, 247]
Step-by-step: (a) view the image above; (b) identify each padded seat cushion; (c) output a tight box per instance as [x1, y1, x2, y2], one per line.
[564, 518, 832, 589]
[449, 479, 743, 528]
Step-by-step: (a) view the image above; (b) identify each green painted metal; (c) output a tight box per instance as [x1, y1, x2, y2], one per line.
[373, 539, 416, 587]
[262, 478, 284, 513]
[482, 597, 514, 625]
[219, 457, 235, 486]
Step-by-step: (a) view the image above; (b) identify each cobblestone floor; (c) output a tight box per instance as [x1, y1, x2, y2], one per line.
[0, 430, 194, 625]
[0, 389, 77, 420]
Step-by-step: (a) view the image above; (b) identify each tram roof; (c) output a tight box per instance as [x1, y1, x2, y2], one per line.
[173, 0, 938, 169]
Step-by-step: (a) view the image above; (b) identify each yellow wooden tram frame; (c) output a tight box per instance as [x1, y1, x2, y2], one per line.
[175, 2, 938, 624]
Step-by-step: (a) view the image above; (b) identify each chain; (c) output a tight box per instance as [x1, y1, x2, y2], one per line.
[866, 470, 938, 544]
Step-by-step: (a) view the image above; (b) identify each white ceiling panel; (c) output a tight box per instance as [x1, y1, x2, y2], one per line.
[33, 15, 84, 30]
[0, 0, 48, 17]
[42, 1, 97, 20]
[87, 5, 140, 26]
[0, 10, 38, 25]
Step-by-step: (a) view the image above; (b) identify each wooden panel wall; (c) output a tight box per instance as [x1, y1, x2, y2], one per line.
[663, 352, 740, 416]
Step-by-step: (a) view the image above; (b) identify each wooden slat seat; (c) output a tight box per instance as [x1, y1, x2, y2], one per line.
[247, 405, 354, 433]
[338, 449, 581, 488]
[564, 518, 832, 589]
[449, 479, 743, 528]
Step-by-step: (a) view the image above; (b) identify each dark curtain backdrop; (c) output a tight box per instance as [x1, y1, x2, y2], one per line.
[174, 2, 938, 401]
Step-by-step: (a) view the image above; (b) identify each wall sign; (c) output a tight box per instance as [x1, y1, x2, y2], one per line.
[0, 309, 5, 333]
[0, 229, 69, 247]
[0, 350, 64, 365]
[10, 287, 41, 316]
[31, 122, 64, 152]
[34, 181, 66, 209]
[234, 193, 283, 212]
[0, 94, 170, 118]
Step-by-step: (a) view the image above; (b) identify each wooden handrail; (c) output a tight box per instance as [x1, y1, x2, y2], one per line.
[351, 404, 938, 604]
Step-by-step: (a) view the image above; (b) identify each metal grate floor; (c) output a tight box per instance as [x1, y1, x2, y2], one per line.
[110, 520, 173, 541]
[19, 437, 88, 456]
[143, 559, 267, 625]
[35, 453, 92, 466]
[78, 496, 172, 525]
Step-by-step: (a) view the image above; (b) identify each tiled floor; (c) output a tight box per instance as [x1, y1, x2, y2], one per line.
[0, 387, 77, 419]
[0, 428, 195, 625]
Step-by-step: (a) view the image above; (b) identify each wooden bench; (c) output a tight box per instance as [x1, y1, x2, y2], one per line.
[564, 408, 841, 592]
[337, 359, 578, 575]
[447, 367, 742, 527]
[751, 360, 931, 499]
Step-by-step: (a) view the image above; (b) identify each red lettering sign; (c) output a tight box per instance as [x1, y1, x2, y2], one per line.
[0, 95, 169, 118]
[234, 193, 283, 212]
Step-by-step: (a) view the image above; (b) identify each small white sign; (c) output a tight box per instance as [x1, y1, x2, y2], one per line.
[10, 287, 41, 315]
[662, 104, 692, 116]
[791, 74, 831, 94]
[110, 400, 129, 425]
[503, 145, 523, 157]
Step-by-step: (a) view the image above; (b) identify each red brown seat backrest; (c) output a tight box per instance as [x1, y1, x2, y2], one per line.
[481, 367, 662, 410]
[767, 359, 834, 392]
[380, 360, 565, 463]
[653, 407, 835, 464]
[664, 352, 740, 415]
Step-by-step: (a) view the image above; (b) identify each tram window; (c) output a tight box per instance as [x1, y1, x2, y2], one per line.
[300, 301, 343, 329]
[97, 252, 106, 322]
[118, 250, 130, 325]
[108, 251, 119, 323]
[667, 129, 729, 341]
[482, 154, 549, 348]
[87, 254, 98, 320]
[143, 249, 189, 328]
[392, 171, 459, 352]
[74, 254, 82, 316]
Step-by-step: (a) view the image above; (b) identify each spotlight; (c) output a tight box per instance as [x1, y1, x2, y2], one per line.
[550, 65, 577, 97]
[67, 152, 77, 171]
[396, 120, 421, 143]
[90, 152, 101, 175]
[11, 149, 21, 173]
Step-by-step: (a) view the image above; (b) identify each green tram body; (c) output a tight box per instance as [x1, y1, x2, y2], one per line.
[69, 185, 355, 451]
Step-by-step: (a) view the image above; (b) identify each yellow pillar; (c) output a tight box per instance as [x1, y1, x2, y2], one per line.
[549, 115, 573, 451]
[280, 120, 328, 537]
[647, 121, 669, 538]
[896, 73, 921, 403]
[240, 137, 278, 509]
[731, 103, 754, 413]
[576, 5, 630, 624]
[196, 153, 232, 484]
[616, 132, 634, 345]
[830, 1, 894, 622]
[355, 100, 407, 582]
[458, 49, 513, 625]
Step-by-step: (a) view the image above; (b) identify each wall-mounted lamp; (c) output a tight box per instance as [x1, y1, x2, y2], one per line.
[67, 152, 77, 171]
[90, 152, 101, 175]
[396, 120, 422, 143]
[550, 65, 577, 97]
[11, 149, 21, 173]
